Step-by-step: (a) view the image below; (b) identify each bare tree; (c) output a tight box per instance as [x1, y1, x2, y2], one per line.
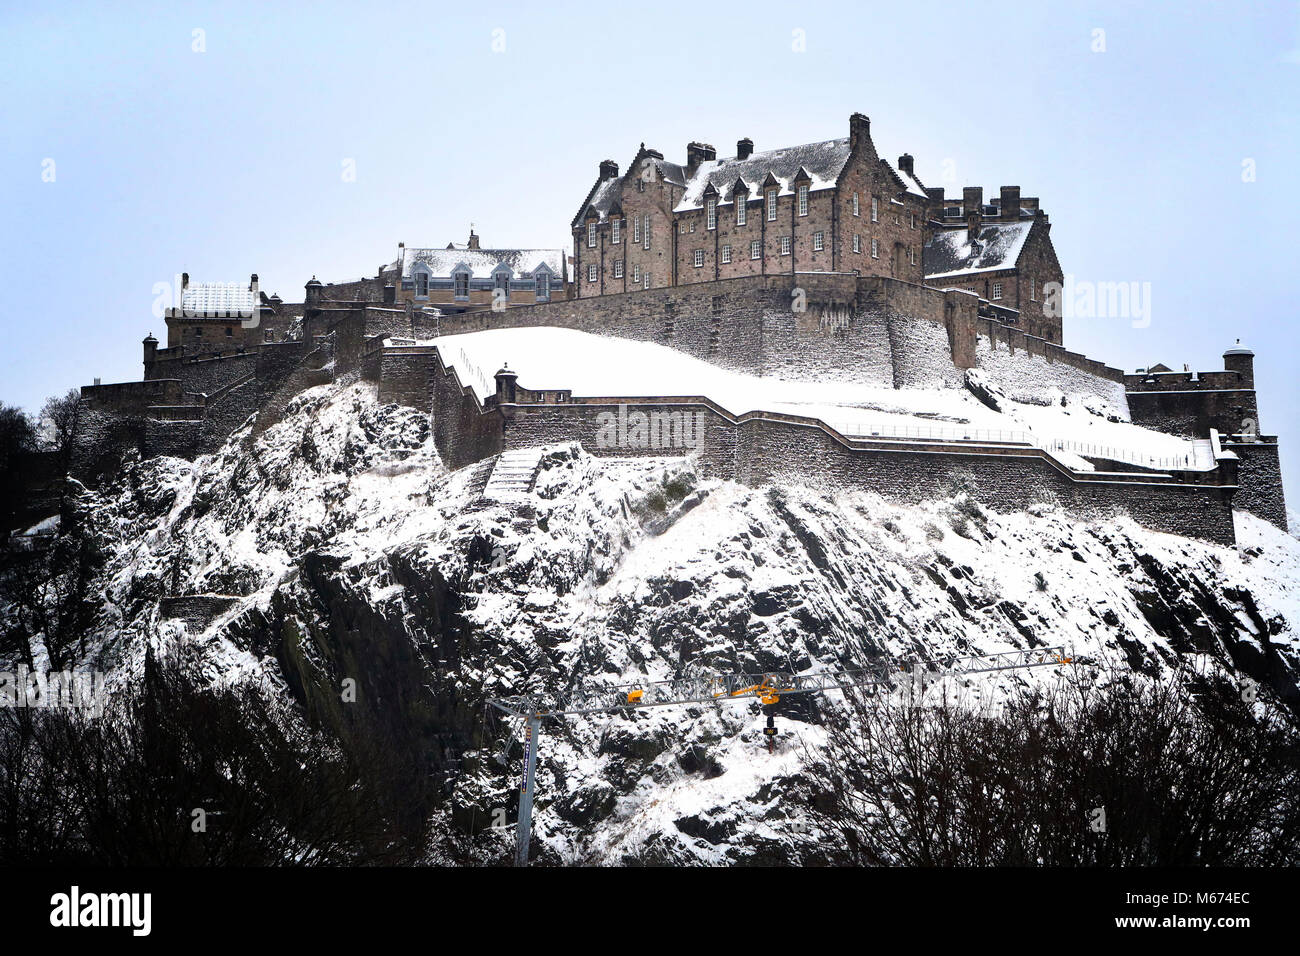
[803, 669, 1300, 866]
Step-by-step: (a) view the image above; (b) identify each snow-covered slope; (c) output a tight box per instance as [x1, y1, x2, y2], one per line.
[20, 379, 1300, 864]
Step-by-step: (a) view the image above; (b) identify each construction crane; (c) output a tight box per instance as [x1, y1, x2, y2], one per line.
[488, 645, 1072, 867]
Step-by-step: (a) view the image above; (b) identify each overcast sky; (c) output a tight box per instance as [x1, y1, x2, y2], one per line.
[2, 0, 1297, 496]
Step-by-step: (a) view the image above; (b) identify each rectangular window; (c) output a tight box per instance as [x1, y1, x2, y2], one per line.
[1030, 281, 1037, 301]
[721, 244, 732, 263]
[706, 198, 717, 230]
[852, 193, 860, 217]
[736, 196, 746, 225]
[870, 238, 879, 259]
[680, 221, 688, 234]
[643, 213, 651, 250]
[612, 219, 620, 244]
[644, 273, 651, 289]
[780, 236, 791, 256]
[415, 272, 429, 297]
[632, 263, 641, 282]
[991, 281, 1003, 300]
[633, 216, 641, 243]
[587, 222, 597, 247]
[587, 264, 597, 282]
[694, 249, 704, 268]
[750, 239, 761, 259]
[853, 234, 861, 254]
[613, 259, 623, 278]
[690, 221, 696, 233]
[813, 231, 824, 251]
[225, 326, 233, 336]
[454, 273, 469, 297]
[536, 274, 550, 300]
[909, 246, 916, 265]
[871, 196, 879, 222]
[495, 273, 509, 294]
[767, 189, 777, 221]
[798, 184, 809, 216]
[910, 212, 917, 228]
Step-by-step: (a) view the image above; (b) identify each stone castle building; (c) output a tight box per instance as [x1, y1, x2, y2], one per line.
[61, 110, 1287, 546]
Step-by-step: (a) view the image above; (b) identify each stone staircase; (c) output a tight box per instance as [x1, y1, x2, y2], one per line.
[482, 449, 543, 500]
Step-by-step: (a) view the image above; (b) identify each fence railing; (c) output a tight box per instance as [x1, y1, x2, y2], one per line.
[828, 420, 1206, 472]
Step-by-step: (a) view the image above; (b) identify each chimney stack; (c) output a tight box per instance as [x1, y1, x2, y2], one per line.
[599, 159, 619, 179]
[898, 154, 914, 176]
[737, 138, 754, 160]
[468, 228, 480, 250]
[686, 142, 716, 171]
[999, 186, 1021, 221]
[963, 187, 984, 242]
[849, 112, 871, 152]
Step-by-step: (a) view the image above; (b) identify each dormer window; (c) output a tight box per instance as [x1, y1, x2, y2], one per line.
[453, 271, 469, 299]
[798, 184, 809, 216]
[767, 189, 778, 221]
[535, 272, 551, 301]
[736, 194, 747, 225]
[587, 222, 597, 248]
[494, 272, 510, 294]
[706, 198, 717, 230]
[414, 271, 429, 298]
[612, 218, 621, 244]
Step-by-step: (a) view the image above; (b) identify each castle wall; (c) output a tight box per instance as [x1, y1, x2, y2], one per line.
[1220, 438, 1287, 530]
[488, 393, 1236, 545]
[428, 351, 502, 470]
[976, 333, 1131, 414]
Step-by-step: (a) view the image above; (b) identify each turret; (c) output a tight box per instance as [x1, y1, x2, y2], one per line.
[1223, 340, 1255, 388]
[495, 365, 519, 404]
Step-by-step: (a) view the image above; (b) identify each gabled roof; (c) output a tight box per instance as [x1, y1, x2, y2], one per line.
[180, 282, 256, 317]
[674, 138, 852, 212]
[924, 221, 1034, 279]
[401, 247, 565, 280]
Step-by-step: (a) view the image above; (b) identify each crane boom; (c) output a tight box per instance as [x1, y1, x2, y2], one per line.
[488, 644, 1072, 866]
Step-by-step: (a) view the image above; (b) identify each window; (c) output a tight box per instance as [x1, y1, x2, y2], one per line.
[633, 263, 641, 282]
[680, 221, 688, 235]
[798, 184, 809, 216]
[612, 219, 620, 244]
[225, 326, 233, 336]
[195, 327, 202, 337]
[871, 196, 879, 222]
[587, 264, 597, 282]
[644, 273, 651, 289]
[536, 273, 550, 300]
[637, 179, 646, 192]
[1030, 281, 1037, 302]
[643, 213, 651, 249]
[721, 244, 732, 264]
[750, 239, 761, 259]
[909, 246, 916, 265]
[494, 273, 509, 294]
[454, 272, 469, 298]
[780, 236, 791, 256]
[706, 198, 717, 230]
[767, 189, 777, 221]
[689, 221, 696, 233]
[736, 195, 746, 225]
[633, 216, 641, 243]
[910, 212, 918, 228]
[613, 259, 623, 278]
[813, 231, 824, 251]
[587, 222, 597, 247]
[853, 234, 861, 254]
[870, 238, 879, 259]
[694, 249, 704, 268]
[991, 281, 1003, 300]
[414, 271, 429, 297]
[852, 192, 860, 217]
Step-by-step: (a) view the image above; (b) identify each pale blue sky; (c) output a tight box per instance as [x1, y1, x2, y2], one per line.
[2, 0, 1297, 493]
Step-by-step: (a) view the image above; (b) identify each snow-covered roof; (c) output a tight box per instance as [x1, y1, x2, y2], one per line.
[400, 247, 565, 280]
[673, 138, 852, 212]
[924, 221, 1034, 280]
[180, 282, 256, 317]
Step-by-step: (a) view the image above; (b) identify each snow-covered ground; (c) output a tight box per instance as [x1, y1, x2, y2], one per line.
[422, 327, 1207, 472]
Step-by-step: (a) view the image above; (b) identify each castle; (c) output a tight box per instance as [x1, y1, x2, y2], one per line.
[65, 111, 1286, 546]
